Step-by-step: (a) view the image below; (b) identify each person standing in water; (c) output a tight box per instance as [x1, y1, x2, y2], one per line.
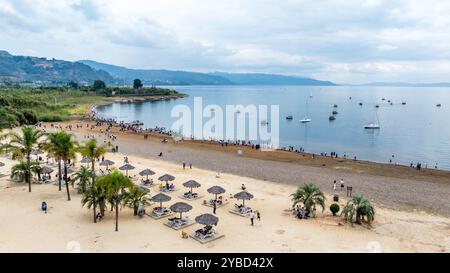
[340, 179, 345, 191]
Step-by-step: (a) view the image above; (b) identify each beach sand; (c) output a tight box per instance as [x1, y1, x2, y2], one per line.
[0, 123, 449, 253]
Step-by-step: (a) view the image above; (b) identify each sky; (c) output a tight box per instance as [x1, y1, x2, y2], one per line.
[1, 0, 450, 83]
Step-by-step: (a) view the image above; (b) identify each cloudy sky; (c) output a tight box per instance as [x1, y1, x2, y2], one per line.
[1, 0, 450, 83]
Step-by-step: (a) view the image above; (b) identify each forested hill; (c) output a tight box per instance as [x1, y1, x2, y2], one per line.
[0, 51, 114, 85]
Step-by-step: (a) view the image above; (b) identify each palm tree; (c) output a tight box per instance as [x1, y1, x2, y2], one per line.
[82, 183, 107, 218]
[291, 183, 326, 217]
[3, 127, 45, 192]
[72, 166, 93, 194]
[78, 139, 107, 223]
[43, 133, 64, 191]
[97, 171, 133, 232]
[342, 195, 375, 225]
[43, 132, 78, 201]
[124, 185, 151, 216]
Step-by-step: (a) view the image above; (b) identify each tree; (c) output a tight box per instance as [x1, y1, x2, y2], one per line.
[291, 183, 326, 217]
[133, 79, 143, 90]
[43, 133, 63, 191]
[43, 132, 78, 201]
[11, 161, 40, 183]
[124, 185, 151, 216]
[3, 127, 45, 192]
[342, 196, 375, 225]
[97, 171, 133, 232]
[93, 80, 106, 91]
[82, 183, 107, 218]
[72, 166, 93, 194]
[78, 139, 107, 223]
[59, 132, 78, 201]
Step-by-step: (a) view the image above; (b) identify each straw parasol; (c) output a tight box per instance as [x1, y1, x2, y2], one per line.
[234, 191, 254, 206]
[119, 163, 135, 176]
[99, 159, 115, 170]
[0, 162, 5, 168]
[139, 169, 156, 180]
[195, 214, 219, 226]
[170, 202, 193, 219]
[183, 180, 201, 194]
[207, 186, 226, 202]
[151, 193, 172, 209]
[159, 174, 175, 182]
[41, 166, 54, 174]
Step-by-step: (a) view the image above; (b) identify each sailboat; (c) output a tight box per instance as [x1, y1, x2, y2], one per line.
[364, 109, 381, 129]
[300, 97, 312, 123]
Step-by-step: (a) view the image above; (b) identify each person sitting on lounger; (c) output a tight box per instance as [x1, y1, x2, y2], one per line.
[41, 202, 48, 214]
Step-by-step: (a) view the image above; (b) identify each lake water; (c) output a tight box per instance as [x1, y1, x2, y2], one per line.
[95, 86, 450, 170]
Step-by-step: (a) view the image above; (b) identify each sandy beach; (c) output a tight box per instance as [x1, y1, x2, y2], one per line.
[0, 123, 449, 253]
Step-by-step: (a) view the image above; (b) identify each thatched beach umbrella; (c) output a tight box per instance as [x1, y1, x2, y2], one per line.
[31, 149, 44, 161]
[159, 174, 175, 182]
[139, 169, 156, 180]
[195, 214, 219, 226]
[0, 162, 5, 168]
[80, 157, 92, 167]
[41, 166, 54, 174]
[183, 180, 201, 194]
[151, 193, 172, 209]
[99, 159, 115, 170]
[119, 163, 135, 176]
[170, 202, 193, 219]
[207, 186, 226, 202]
[234, 191, 254, 206]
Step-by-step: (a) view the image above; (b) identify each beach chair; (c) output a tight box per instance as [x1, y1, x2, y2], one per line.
[195, 226, 215, 240]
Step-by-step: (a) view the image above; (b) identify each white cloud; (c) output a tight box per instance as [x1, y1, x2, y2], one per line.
[1, 0, 450, 83]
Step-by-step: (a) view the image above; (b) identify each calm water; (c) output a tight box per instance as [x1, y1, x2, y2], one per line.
[95, 86, 450, 170]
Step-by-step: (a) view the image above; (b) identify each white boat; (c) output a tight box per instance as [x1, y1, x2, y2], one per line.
[300, 96, 312, 124]
[300, 118, 312, 123]
[364, 123, 380, 129]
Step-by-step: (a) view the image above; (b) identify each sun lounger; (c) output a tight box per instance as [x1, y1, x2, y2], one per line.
[195, 226, 216, 241]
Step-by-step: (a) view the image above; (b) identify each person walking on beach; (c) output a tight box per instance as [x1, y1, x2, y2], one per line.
[333, 180, 337, 191]
[182, 161, 186, 170]
[340, 179, 345, 191]
[189, 161, 192, 169]
[250, 210, 255, 226]
[257, 211, 261, 224]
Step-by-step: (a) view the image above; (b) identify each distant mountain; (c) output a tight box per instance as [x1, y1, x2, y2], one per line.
[0, 51, 114, 85]
[210, 72, 337, 86]
[356, 82, 450, 87]
[81, 60, 337, 86]
[80, 60, 233, 85]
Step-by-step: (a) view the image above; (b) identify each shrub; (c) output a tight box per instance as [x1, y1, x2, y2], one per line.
[330, 203, 340, 216]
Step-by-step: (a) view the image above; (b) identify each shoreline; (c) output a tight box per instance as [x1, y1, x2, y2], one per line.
[47, 120, 450, 217]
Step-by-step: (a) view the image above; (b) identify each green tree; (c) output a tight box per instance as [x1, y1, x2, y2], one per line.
[3, 126, 45, 192]
[124, 185, 151, 216]
[82, 183, 107, 218]
[342, 196, 375, 225]
[133, 79, 143, 90]
[78, 139, 107, 223]
[291, 183, 326, 217]
[97, 171, 133, 232]
[72, 166, 93, 194]
[93, 80, 106, 91]
[43, 132, 78, 200]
